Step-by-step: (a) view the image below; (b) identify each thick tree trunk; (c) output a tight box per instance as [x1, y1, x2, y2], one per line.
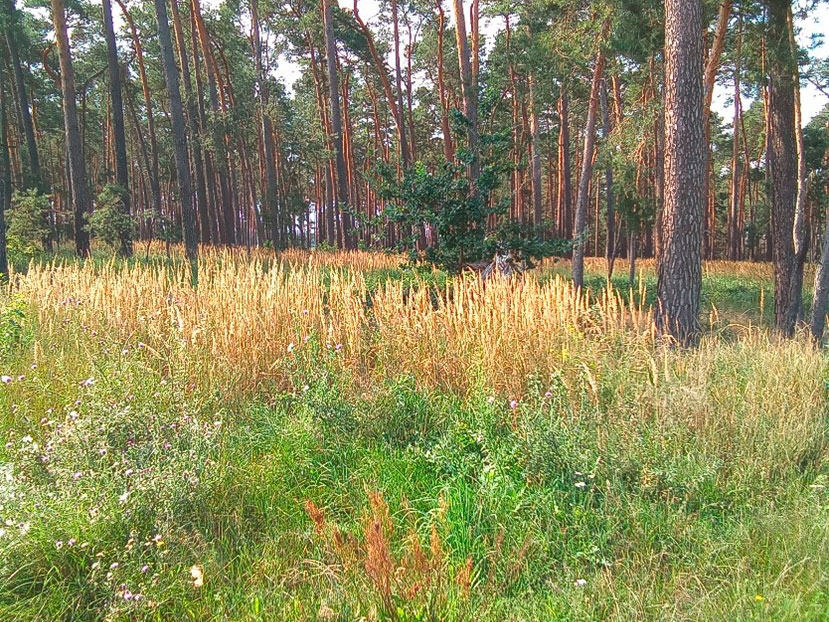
[657, 0, 705, 345]
[50, 0, 90, 257]
[322, 0, 352, 248]
[572, 39, 606, 290]
[766, 0, 800, 335]
[154, 0, 198, 280]
[102, 0, 132, 257]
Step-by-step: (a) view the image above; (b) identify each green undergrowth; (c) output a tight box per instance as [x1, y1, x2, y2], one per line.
[1, 307, 827, 621]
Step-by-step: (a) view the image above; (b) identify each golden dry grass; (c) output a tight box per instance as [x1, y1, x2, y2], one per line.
[12, 250, 654, 397]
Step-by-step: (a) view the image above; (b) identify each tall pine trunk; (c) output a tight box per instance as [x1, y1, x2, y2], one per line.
[322, 0, 351, 248]
[766, 0, 800, 335]
[658, 0, 705, 345]
[102, 0, 132, 257]
[572, 34, 607, 289]
[51, 0, 90, 257]
[154, 0, 198, 280]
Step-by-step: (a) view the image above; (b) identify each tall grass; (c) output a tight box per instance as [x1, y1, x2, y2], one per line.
[1, 249, 827, 621]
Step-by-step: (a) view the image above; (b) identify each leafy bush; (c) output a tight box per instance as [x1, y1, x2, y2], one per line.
[86, 185, 136, 248]
[7, 189, 51, 256]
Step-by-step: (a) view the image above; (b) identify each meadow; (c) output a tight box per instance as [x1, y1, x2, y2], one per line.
[0, 248, 827, 621]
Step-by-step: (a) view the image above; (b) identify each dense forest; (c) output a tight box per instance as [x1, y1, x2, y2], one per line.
[0, 0, 828, 342]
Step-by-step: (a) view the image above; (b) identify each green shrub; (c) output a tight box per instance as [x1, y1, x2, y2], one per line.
[86, 185, 136, 248]
[7, 189, 51, 256]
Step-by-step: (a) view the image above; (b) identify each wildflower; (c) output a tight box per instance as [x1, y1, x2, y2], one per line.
[487, 396, 495, 404]
[118, 491, 130, 504]
[69, 411, 79, 420]
[190, 564, 204, 588]
[110, 562, 119, 570]
[574, 481, 586, 489]
[55, 541, 64, 549]
[213, 420, 222, 428]
[121, 349, 129, 356]
[574, 578, 587, 587]
[302, 309, 309, 315]
[1, 376, 12, 384]
[72, 472, 83, 480]
[755, 594, 765, 602]
[287, 342, 295, 353]
[335, 343, 343, 351]
[125, 468, 134, 476]
[17, 375, 25, 381]
[21, 435, 33, 444]
[81, 377, 95, 387]
[509, 400, 518, 409]
[122, 590, 133, 601]
[30, 364, 37, 370]
[67, 539, 76, 547]
[140, 565, 149, 574]
[163, 443, 171, 450]
[98, 448, 107, 456]
[545, 391, 553, 399]
[91, 561, 101, 570]
[0, 529, 6, 538]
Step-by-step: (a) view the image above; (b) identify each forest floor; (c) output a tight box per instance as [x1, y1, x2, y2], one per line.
[0, 247, 827, 621]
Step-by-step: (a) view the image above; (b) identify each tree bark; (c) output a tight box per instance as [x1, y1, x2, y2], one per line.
[2, 0, 44, 195]
[50, 0, 90, 257]
[115, 0, 162, 225]
[435, 1, 454, 162]
[766, 0, 800, 335]
[658, 0, 705, 345]
[102, 0, 132, 256]
[154, 0, 198, 280]
[322, 0, 352, 248]
[170, 0, 210, 245]
[557, 88, 572, 238]
[0, 65, 10, 276]
[452, 0, 480, 190]
[601, 78, 616, 279]
[572, 35, 607, 290]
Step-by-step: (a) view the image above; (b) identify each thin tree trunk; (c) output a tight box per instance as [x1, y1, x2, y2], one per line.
[557, 89, 572, 239]
[50, 0, 90, 257]
[115, 0, 162, 224]
[322, 0, 351, 248]
[601, 78, 616, 279]
[435, 1, 454, 162]
[102, 0, 132, 256]
[170, 0, 210, 245]
[2, 0, 44, 195]
[572, 29, 607, 289]
[154, 0, 198, 280]
[452, 0, 480, 190]
[0, 65, 11, 276]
